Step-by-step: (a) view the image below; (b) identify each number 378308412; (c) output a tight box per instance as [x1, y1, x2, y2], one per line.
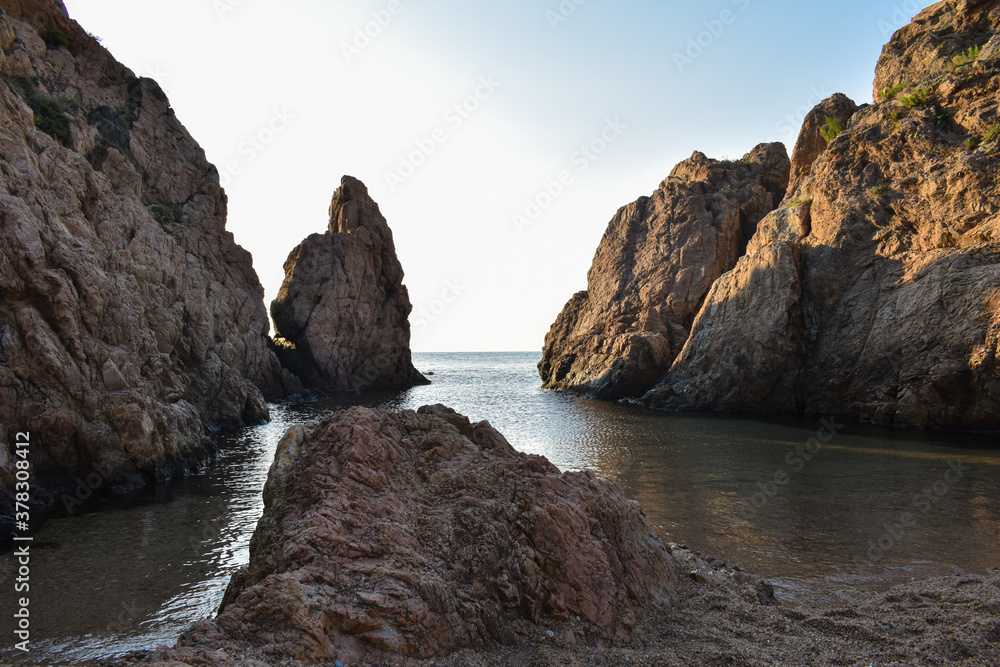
[14, 432, 30, 523]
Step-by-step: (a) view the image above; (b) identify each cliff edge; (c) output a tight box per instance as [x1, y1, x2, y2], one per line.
[543, 0, 1000, 429]
[647, 0, 1000, 428]
[0, 0, 293, 536]
[538, 144, 789, 400]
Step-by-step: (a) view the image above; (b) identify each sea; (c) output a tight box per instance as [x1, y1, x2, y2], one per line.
[2, 351, 999, 664]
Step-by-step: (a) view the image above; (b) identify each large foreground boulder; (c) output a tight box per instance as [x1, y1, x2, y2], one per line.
[159, 406, 678, 664]
[271, 176, 427, 392]
[0, 0, 294, 537]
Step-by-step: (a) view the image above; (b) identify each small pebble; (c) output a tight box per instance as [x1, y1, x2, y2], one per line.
[545, 630, 554, 639]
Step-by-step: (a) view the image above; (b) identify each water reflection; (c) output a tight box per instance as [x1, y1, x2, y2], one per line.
[2, 352, 998, 664]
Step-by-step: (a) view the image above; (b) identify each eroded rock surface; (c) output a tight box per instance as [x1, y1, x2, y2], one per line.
[538, 144, 790, 399]
[271, 176, 427, 392]
[646, 0, 1000, 427]
[786, 92, 859, 196]
[156, 406, 678, 664]
[0, 0, 294, 535]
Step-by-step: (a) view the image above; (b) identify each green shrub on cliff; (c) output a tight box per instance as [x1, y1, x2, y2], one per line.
[950, 45, 981, 68]
[983, 123, 1000, 144]
[900, 86, 933, 108]
[6, 76, 80, 148]
[820, 115, 844, 143]
[38, 26, 70, 50]
[932, 108, 951, 128]
[879, 81, 908, 100]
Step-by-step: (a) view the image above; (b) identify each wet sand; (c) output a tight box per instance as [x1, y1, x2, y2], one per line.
[105, 545, 999, 667]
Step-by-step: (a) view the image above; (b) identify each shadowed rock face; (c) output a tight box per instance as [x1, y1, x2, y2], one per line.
[154, 406, 678, 664]
[0, 0, 294, 534]
[645, 0, 1000, 428]
[270, 176, 427, 392]
[538, 143, 790, 400]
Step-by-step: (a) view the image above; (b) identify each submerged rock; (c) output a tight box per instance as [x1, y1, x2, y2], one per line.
[538, 144, 789, 400]
[270, 176, 427, 392]
[158, 406, 678, 664]
[0, 0, 294, 536]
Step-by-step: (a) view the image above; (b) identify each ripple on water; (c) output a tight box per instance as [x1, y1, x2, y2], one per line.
[2, 352, 998, 663]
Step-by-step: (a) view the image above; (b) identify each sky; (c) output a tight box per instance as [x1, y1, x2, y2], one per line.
[61, 0, 933, 352]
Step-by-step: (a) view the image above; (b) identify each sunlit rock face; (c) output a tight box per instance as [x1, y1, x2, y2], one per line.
[544, 1, 1000, 429]
[270, 176, 427, 392]
[647, 0, 1000, 428]
[0, 0, 294, 534]
[538, 143, 790, 400]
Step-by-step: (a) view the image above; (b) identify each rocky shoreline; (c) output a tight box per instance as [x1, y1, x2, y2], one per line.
[0, 0, 998, 665]
[0, 2, 426, 537]
[541, 0, 1000, 431]
[97, 406, 998, 667]
[97, 565, 1000, 666]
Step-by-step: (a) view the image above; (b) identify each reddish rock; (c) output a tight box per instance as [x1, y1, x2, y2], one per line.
[159, 406, 677, 664]
[538, 144, 789, 400]
[270, 177, 427, 392]
[786, 93, 859, 196]
[647, 1, 1000, 427]
[0, 0, 297, 535]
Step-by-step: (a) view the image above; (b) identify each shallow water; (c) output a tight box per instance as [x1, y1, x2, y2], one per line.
[2, 352, 999, 664]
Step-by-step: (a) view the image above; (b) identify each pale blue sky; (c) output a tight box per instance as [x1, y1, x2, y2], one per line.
[62, 0, 932, 352]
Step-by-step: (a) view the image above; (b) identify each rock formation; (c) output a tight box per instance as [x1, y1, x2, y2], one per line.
[646, 0, 1000, 428]
[543, 0, 1000, 429]
[270, 176, 427, 392]
[0, 0, 295, 537]
[538, 144, 790, 399]
[155, 406, 678, 664]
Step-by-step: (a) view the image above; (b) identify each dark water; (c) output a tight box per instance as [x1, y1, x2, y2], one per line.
[2, 352, 999, 664]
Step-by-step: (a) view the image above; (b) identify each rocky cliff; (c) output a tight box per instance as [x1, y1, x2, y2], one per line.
[544, 0, 1000, 429]
[647, 0, 1000, 428]
[0, 0, 293, 534]
[271, 176, 427, 392]
[156, 406, 678, 664]
[538, 144, 789, 399]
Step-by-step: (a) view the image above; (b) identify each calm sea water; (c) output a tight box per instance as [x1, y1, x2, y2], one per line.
[2, 351, 999, 664]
